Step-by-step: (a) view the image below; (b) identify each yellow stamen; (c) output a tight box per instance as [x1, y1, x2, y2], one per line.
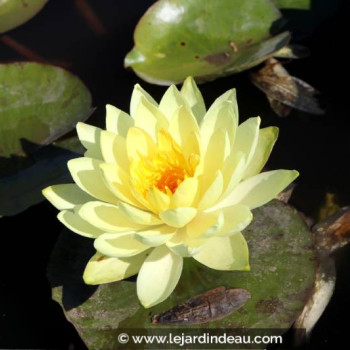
[130, 129, 199, 198]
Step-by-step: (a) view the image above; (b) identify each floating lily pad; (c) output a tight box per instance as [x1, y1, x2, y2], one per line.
[0, 62, 92, 160]
[48, 200, 316, 349]
[125, 0, 290, 85]
[0, 137, 83, 217]
[0, 0, 48, 33]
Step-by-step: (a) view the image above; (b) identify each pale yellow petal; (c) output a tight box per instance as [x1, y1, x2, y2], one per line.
[118, 202, 162, 226]
[58, 210, 103, 238]
[76, 122, 103, 160]
[168, 105, 200, 150]
[206, 88, 238, 118]
[170, 177, 199, 209]
[68, 157, 118, 203]
[166, 229, 205, 257]
[106, 104, 133, 136]
[94, 232, 149, 257]
[83, 251, 148, 285]
[134, 226, 176, 246]
[126, 127, 157, 161]
[232, 117, 260, 169]
[243, 126, 279, 180]
[159, 207, 197, 228]
[193, 234, 250, 271]
[42, 184, 93, 210]
[197, 171, 223, 210]
[159, 85, 186, 121]
[99, 162, 144, 208]
[215, 169, 299, 210]
[100, 130, 129, 172]
[145, 187, 171, 213]
[130, 84, 158, 119]
[134, 97, 168, 141]
[137, 245, 183, 308]
[180, 76, 206, 123]
[186, 211, 224, 239]
[78, 201, 144, 232]
[200, 101, 237, 153]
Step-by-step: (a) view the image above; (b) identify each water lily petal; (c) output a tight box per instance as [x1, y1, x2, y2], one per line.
[186, 211, 224, 239]
[193, 234, 250, 271]
[215, 204, 253, 236]
[99, 162, 144, 208]
[134, 226, 176, 246]
[106, 104, 134, 136]
[200, 101, 237, 152]
[197, 171, 224, 210]
[159, 207, 197, 228]
[243, 126, 279, 180]
[78, 201, 144, 232]
[145, 187, 171, 213]
[76, 122, 103, 160]
[232, 117, 261, 169]
[170, 177, 199, 208]
[130, 84, 158, 119]
[217, 169, 299, 210]
[220, 152, 246, 201]
[68, 157, 118, 203]
[100, 130, 129, 172]
[180, 76, 206, 123]
[159, 85, 186, 121]
[83, 251, 148, 285]
[206, 88, 238, 119]
[137, 245, 183, 308]
[94, 232, 149, 257]
[134, 97, 168, 141]
[42, 184, 93, 210]
[168, 105, 200, 151]
[126, 126, 157, 161]
[58, 210, 103, 238]
[118, 202, 162, 226]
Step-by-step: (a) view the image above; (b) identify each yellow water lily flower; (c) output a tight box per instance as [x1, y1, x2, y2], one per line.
[43, 77, 298, 308]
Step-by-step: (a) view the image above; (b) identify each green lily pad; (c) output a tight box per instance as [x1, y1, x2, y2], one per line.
[0, 0, 48, 33]
[0, 62, 92, 160]
[48, 200, 316, 349]
[0, 137, 84, 217]
[124, 0, 289, 85]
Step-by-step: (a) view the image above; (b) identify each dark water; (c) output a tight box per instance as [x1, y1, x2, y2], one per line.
[0, 0, 349, 349]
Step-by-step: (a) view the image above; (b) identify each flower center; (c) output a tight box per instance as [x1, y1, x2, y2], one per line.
[130, 129, 198, 197]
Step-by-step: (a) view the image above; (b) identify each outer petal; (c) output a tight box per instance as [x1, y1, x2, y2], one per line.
[83, 251, 148, 285]
[193, 234, 250, 271]
[57, 210, 103, 238]
[67, 157, 118, 203]
[100, 130, 129, 172]
[94, 232, 149, 257]
[159, 207, 197, 228]
[78, 201, 144, 232]
[76, 122, 103, 160]
[180, 76, 206, 123]
[159, 85, 186, 121]
[197, 171, 224, 210]
[42, 184, 93, 210]
[134, 226, 176, 246]
[232, 117, 261, 170]
[106, 104, 133, 136]
[243, 126, 279, 180]
[215, 169, 299, 210]
[137, 245, 183, 308]
[130, 84, 158, 119]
